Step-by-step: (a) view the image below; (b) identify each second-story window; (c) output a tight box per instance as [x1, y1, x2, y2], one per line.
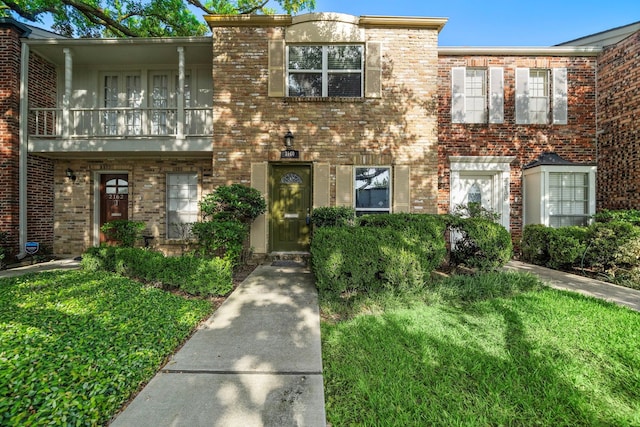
[528, 69, 549, 124]
[451, 67, 504, 124]
[287, 45, 363, 97]
[465, 69, 487, 123]
[516, 67, 567, 125]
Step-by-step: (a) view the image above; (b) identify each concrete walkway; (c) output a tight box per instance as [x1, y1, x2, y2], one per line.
[505, 260, 640, 312]
[109, 262, 326, 427]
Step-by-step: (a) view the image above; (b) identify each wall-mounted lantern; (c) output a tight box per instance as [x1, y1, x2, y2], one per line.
[66, 168, 76, 182]
[284, 130, 295, 149]
[281, 131, 299, 159]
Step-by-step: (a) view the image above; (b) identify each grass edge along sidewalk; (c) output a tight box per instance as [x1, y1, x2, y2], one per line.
[320, 271, 640, 426]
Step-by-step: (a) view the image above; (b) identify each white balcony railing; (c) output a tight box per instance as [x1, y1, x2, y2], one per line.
[29, 107, 213, 138]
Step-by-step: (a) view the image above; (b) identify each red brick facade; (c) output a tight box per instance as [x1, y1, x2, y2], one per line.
[0, 24, 23, 256]
[596, 31, 640, 211]
[0, 21, 55, 258]
[438, 54, 597, 242]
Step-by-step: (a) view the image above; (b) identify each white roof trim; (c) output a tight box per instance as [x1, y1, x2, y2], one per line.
[439, 46, 601, 56]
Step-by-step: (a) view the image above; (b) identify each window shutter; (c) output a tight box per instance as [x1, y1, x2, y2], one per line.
[313, 163, 330, 208]
[515, 68, 530, 124]
[451, 67, 466, 123]
[250, 162, 268, 253]
[489, 67, 504, 124]
[336, 165, 353, 207]
[393, 165, 411, 213]
[268, 40, 285, 97]
[365, 42, 382, 98]
[553, 68, 568, 125]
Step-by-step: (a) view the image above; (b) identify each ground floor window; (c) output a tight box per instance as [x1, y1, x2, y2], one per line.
[549, 172, 589, 227]
[355, 167, 390, 215]
[166, 173, 198, 239]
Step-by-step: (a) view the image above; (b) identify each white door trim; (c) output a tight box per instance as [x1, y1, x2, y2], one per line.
[449, 156, 515, 230]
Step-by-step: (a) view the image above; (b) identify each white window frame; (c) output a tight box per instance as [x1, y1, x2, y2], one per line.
[452, 67, 504, 124]
[465, 68, 487, 123]
[354, 166, 392, 215]
[548, 171, 590, 227]
[516, 67, 567, 125]
[528, 69, 549, 125]
[286, 44, 364, 98]
[166, 173, 199, 240]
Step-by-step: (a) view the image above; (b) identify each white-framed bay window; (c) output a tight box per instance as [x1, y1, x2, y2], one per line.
[166, 173, 199, 239]
[354, 166, 391, 215]
[523, 161, 596, 228]
[549, 172, 589, 227]
[287, 45, 363, 97]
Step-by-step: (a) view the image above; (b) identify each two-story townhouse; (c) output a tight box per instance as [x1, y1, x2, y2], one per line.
[438, 47, 600, 244]
[206, 13, 446, 255]
[1, 16, 215, 257]
[3, 12, 640, 261]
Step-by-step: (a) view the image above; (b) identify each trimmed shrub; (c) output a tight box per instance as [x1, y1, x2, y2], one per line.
[521, 224, 552, 265]
[593, 209, 640, 226]
[311, 219, 447, 296]
[81, 247, 233, 297]
[446, 216, 512, 271]
[100, 220, 146, 247]
[81, 246, 118, 272]
[547, 227, 587, 269]
[310, 206, 356, 227]
[584, 221, 640, 271]
[191, 219, 247, 262]
[200, 184, 266, 223]
[358, 213, 447, 274]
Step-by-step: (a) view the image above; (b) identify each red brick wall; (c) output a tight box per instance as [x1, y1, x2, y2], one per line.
[26, 53, 56, 254]
[597, 31, 640, 211]
[0, 23, 56, 258]
[0, 25, 22, 256]
[438, 55, 597, 242]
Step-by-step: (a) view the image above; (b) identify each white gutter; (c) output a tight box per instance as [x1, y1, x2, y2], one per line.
[438, 46, 602, 56]
[17, 41, 29, 260]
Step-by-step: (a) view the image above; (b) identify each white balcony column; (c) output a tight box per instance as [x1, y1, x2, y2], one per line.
[62, 48, 72, 139]
[18, 41, 30, 258]
[177, 46, 185, 140]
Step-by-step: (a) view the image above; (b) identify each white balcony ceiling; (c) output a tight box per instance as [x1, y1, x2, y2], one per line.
[25, 37, 212, 66]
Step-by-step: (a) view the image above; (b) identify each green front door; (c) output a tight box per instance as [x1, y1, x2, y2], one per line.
[269, 165, 312, 252]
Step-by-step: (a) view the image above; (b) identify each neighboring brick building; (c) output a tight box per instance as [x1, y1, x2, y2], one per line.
[595, 30, 640, 211]
[0, 18, 55, 258]
[438, 49, 599, 243]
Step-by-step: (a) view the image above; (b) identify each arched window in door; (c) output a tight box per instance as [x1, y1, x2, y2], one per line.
[468, 182, 482, 204]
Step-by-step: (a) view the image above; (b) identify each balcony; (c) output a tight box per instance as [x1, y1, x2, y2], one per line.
[30, 107, 212, 138]
[28, 107, 213, 156]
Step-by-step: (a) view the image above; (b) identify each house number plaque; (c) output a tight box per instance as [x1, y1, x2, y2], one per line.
[280, 149, 300, 159]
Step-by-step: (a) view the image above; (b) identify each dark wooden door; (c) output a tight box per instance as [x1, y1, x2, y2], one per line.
[100, 174, 129, 243]
[269, 165, 311, 252]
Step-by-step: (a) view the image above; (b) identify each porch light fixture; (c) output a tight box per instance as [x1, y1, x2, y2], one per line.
[284, 131, 294, 149]
[66, 168, 76, 182]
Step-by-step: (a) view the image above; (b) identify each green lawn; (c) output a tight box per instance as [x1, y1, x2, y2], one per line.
[0, 270, 213, 426]
[321, 272, 640, 426]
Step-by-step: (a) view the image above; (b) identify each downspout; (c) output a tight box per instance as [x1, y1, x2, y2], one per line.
[17, 41, 29, 260]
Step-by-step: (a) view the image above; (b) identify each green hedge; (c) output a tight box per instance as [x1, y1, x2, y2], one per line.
[311, 219, 447, 296]
[81, 247, 233, 297]
[521, 217, 640, 289]
[446, 216, 513, 271]
[310, 206, 356, 227]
